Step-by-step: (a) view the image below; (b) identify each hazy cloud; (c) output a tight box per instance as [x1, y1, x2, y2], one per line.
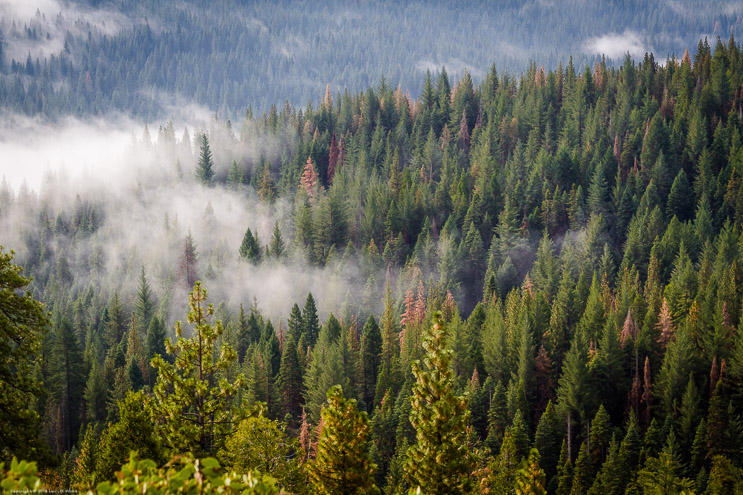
[415, 58, 484, 79]
[0, 112, 374, 327]
[583, 30, 649, 59]
[0, 0, 136, 63]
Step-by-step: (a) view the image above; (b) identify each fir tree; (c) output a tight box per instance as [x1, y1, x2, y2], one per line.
[277, 334, 304, 422]
[151, 282, 245, 456]
[308, 385, 379, 495]
[404, 312, 472, 494]
[196, 133, 215, 185]
[0, 248, 49, 460]
[239, 227, 263, 264]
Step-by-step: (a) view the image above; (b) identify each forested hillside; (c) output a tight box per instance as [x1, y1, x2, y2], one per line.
[0, 0, 741, 118]
[3, 35, 743, 493]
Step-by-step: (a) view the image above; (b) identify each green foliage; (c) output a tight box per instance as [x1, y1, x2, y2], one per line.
[515, 448, 547, 495]
[151, 282, 245, 457]
[404, 312, 472, 494]
[95, 390, 164, 482]
[308, 385, 379, 495]
[0, 458, 42, 492]
[95, 454, 280, 494]
[240, 228, 263, 264]
[0, 247, 49, 461]
[196, 133, 215, 185]
[220, 416, 305, 493]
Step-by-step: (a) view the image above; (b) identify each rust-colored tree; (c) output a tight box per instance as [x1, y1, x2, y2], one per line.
[300, 156, 320, 202]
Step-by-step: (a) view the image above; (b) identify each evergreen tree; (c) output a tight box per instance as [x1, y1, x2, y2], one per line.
[302, 292, 320, 348]
[404, 312, 472, 494]
[0, 248, 49, 460]
[515, 448, 547, 495]
[277, 334, 304, 422]
[134, 265, 156, 333]
[269, 221, 286, 259]
[178, 231, 198, 289]
[144, 316, 167, 388]
[239, 227, 263, 264]
[359, 315, 382, 412]
[308, 385, 379, 495]
[196, 133, 215, 185]
[151, 282, 245, 456]
[51, 317, 86, 452]
[95, 390, 164, 481]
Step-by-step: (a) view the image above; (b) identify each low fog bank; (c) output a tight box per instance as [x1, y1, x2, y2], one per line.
[0, 112, 373, 331]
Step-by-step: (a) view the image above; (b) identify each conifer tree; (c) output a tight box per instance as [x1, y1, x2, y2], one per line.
[277, 334, 303, 422]
[134, 265, 155, 333]
[151, 282, 244, 456]
[515, 448, 547, 495]
[359, 315, 382, 412]
[308, 385, 379, 495]
[144, 316, 167, 387]
[178, 231, 198, 289]
[239, 227, 262, 264]
[404, 311, 472, 494]
[302, 292, 320, 348]
[269, 221, 286, 259]
[0, 247, 49, 461]
[196, 133, 215, 185]
[51, 317, 86, 452]
[300, 156, 320, 202]
[96, 390, 163, 481]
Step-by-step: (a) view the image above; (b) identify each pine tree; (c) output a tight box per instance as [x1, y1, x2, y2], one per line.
[196, 133, 215, 185]
[151, 282, 245, 456]
[134, 265, 156, 333]
[178, 231, 198, 289]
[308, 385, 379, 495]
[83, 362, 107, 424]
[269, 221, 286, 259]
[300, 156, 320, 202]
[328, 133, 340, 184]
[359, 315, 382, 412]
[277, 334, 304, 422]
[515, 448, 547, 495]
[96, 390, 163, 481]
[257, 161, 276, 203]
[302, 292, 320, 348]
[51, 317, 86, 452]
[144, 316, 167, 387]
[239, 227, 262, 264]
[0, 247, 49, 460]
[404, 311, 472, 494]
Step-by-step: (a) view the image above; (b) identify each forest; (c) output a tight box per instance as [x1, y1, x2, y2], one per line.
[0, 0, 742, 119]
[3, 26, 743, 495]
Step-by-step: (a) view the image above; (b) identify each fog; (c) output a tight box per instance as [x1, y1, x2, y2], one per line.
[0, 0, 139, 63]
[583, 30, 650, 60]
[0, 112, 379, 331]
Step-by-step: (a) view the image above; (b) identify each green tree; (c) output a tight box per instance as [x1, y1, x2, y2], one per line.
[404, 312, 472, 494]
[220, 416, 305, 493]
[145, 316, 167, 388]
[151, 282, 245, 457]
[269, 221, 286, 259]
[95, 390, 164, 482]
[196, 133, 215, 185]
[0, 247, 48, 461]
[515, 448, 547, 495]
[134, 265, 156, 333]
[277, 334, 303, 421]
[302, 292, 320, 348]
[308, 385, 379, 495]
[359, 314, 382, 412]
[51, 317, 86, 452]
[240, 228, 263, 264]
